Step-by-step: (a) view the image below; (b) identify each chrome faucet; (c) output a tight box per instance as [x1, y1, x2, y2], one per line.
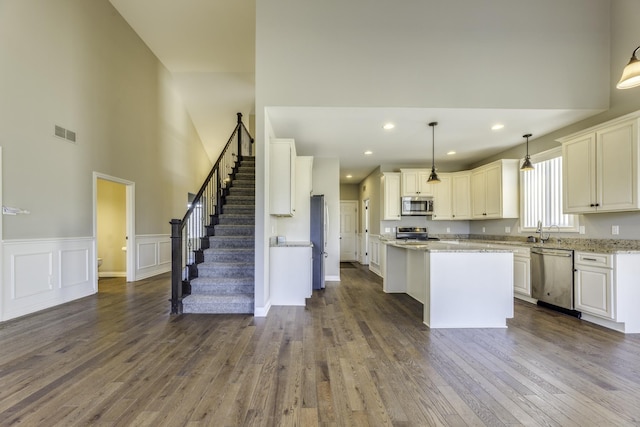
[537, 220, 549, 243]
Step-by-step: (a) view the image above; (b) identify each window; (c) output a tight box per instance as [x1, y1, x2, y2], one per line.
[520, 147, 579, 231]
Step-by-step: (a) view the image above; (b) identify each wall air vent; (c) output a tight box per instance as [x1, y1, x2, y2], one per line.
[54, 124, 78, 144]
[55, 125, 66, 138]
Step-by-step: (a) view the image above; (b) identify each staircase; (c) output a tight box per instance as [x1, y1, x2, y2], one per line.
[181, 156, 255, 314]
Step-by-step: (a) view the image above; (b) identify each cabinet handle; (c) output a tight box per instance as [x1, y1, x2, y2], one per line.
[583, 257, 597, 261]
[590, 204, 595, 207]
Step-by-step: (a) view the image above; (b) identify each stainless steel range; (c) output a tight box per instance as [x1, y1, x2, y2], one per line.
[395, 227, 439, 241]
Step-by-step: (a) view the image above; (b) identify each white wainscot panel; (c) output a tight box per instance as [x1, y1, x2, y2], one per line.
[135, 235, 171, 280]
[12, 252, 53, 299]
[138, 243, 158, 269]
[2, 238, 95, 322]
[158, 241, 171, 265]
[61, 248, 89, 288]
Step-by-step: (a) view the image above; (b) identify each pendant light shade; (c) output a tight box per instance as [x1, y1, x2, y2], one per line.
[520, 133, 534, 171]
[617, 46, 640, 89]
[427, 122, 441, 183]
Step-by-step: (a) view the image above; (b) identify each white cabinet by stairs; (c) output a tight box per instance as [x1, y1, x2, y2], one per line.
[269, 138, 296, 216]
[270, 244, 312, 305]
[560, 115, 640, 213]
[381, 172, 401, 220]
[400, 169, 434, 197]
[471, 159, 519, 219]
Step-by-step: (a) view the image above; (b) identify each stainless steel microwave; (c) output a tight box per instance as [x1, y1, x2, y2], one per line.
[401, 196, 434, 216]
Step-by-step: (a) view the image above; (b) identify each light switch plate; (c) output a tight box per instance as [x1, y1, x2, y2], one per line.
[612, 225, 619, 235]
[505, 226, 511, 233]
[482, 227, 486, 233]
[579, 226, 585, 234]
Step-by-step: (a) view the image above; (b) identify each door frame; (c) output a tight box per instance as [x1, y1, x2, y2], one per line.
[0, 147, 3, 320]
[362, 198, 370, 265]
[93, 172, 136, 282]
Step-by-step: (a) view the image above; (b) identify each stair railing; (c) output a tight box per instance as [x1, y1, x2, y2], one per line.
[170, 113, 254, 314]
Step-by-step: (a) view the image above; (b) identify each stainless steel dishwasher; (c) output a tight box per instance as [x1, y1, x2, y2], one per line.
[530, 247, 577, 314]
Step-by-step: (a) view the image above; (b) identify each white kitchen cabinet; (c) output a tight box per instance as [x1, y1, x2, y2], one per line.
[561, 116, 640, 213]
[400, 169, 434, 197]
[269, 138, 297, 216]
[451, 171, 471, 220]
[574, 252, 614, 320]
[470, 159, 519, 219]
[270, 244, 312, 306]
[513, 248, 531, 298]
[431, 173, 452, 220]
[381, 172, 401, 220]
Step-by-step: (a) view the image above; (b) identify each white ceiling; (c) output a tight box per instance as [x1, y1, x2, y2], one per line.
[109, 1, 603, 183]
[266, 106, 599, 182]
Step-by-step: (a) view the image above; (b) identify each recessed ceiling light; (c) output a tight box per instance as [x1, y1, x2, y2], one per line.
[364, 150, 373, 155]
[491, 124, 505, 131]
[447, 151, 456, 155]
[383, 123, 395, 130]
[346, 174, 353, 179]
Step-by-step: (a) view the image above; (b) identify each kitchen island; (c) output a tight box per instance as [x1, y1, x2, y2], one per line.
[383, 240, 514, 328]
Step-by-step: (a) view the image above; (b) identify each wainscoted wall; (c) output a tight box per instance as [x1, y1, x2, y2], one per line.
[135, 234, 171, 280]
[1, 234, 170, 322]
[368, 235, 382, 277]
[2, 238, 96, 322]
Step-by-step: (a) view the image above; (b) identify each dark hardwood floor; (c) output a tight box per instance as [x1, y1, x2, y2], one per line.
[1, 266, 640, 426]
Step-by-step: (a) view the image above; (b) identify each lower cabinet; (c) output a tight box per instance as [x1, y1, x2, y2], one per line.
[574, 252, 614, 319]
[513, 252, 531, 298]
[270, 245, 312, 306]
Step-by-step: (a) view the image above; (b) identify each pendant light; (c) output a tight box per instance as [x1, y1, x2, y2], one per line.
[617, 45, 640, 89]
[427, 122, 441, 183]
[520, 133, 534, 171]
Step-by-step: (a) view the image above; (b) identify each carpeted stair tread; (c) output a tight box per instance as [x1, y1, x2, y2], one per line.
[185, 154, 255, 315]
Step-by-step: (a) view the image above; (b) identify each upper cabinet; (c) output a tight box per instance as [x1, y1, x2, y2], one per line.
[270, 138, 297, 216]
[561, 115, 640, 214]
[431, 173, 452, 220]
[470, 159, 519, 219]
[400, 169, 434, 197]
[451, 171, 472, 220]
[381, 172, 401, 220]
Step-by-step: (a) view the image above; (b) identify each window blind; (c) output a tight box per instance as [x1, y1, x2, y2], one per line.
[521, 156, 575, 229]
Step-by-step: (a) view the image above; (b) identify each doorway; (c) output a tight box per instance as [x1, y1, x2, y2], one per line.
[339, 200, 358, 262]
[93, 173, 135, 285]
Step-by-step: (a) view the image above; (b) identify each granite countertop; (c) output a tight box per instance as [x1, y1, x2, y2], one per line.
[385, 240, 514, 253]
[381, 234, 640, 254]
[270, 241, 313, 248]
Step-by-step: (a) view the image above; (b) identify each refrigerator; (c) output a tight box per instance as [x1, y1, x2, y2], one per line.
[310, 195, 326, 290]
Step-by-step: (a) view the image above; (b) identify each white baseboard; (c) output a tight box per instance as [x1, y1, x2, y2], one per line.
[99, 271, 126, 278]
[326, 275, 340, 282]
[255, 300, 271, 317]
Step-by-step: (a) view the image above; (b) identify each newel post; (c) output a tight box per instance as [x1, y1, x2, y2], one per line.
[237, 112, 243, 158]
[170, 219, 183, 314]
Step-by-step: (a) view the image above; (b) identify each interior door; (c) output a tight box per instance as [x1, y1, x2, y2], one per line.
[339, 201, 358, 261]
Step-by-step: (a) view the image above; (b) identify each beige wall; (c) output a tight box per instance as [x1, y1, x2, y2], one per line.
[0, 0, 211, 240]
[97, 179, 126, 274]
[340, 184, 359, 200]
